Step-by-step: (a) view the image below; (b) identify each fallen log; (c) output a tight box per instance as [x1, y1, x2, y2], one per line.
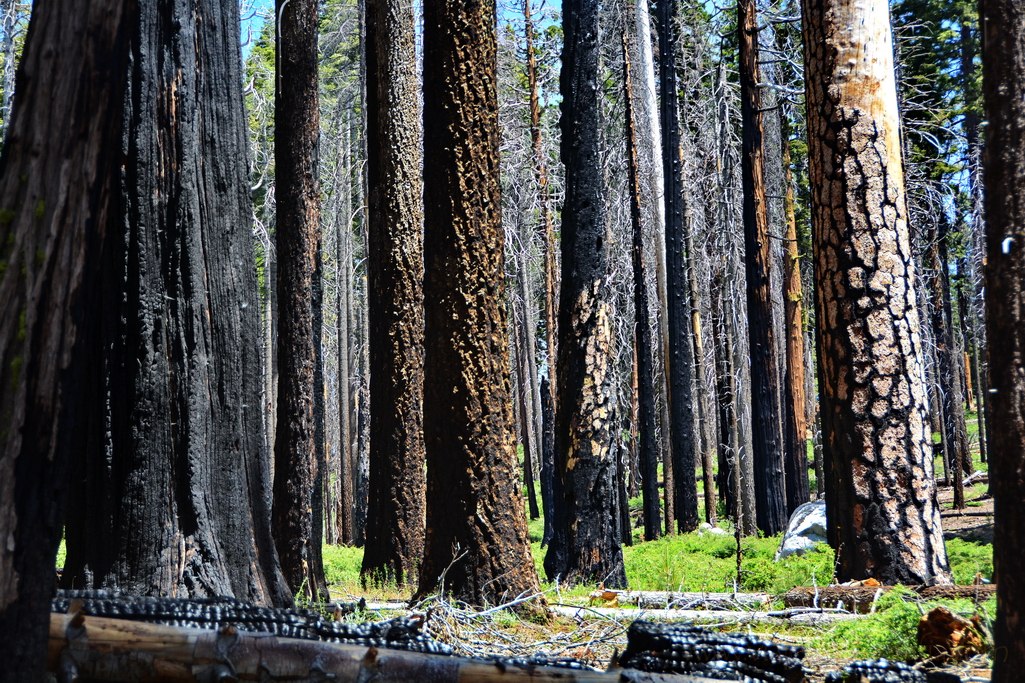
[46, 612, 713, 682]
[784, 584, 996, 613]
[587, 590, 770, 610]
[552, 605, 860, 625]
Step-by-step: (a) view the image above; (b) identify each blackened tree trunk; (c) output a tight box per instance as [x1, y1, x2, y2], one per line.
[62, 0, 290, 608]
[0, 2, 130, 675]
[523, 0, 558, 545]
[781, 111, 810, 514]
[928, 216, 968, 508]
[801, 0, 951, 584]
[418, 0, 542, 609]
[623, 28, 662, 542]
[739, 0, 787, 536]
[273, 0, 328, 601]
[544, 0, 626, 589]
[361, 0, 426, 588]
[980, 1, 1025, 679]
[540, 373, 556, 545]
[657, 0, 699, 534]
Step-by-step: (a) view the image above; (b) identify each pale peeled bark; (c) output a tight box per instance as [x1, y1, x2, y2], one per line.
[801, 0, 950, 584]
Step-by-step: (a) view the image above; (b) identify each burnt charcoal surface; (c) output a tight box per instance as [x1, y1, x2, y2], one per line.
[52, 590, 451, 655]
[617, 621, 805, 683]
[824, 660, 962, 683]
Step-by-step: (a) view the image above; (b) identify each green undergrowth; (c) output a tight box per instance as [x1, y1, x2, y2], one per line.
[817, 586, 996, 662]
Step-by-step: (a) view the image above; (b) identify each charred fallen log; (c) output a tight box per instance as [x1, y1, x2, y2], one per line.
[824, 659, 961, 683]
[48, 612, 715, 682]
[783, 585, 995, 613]
[52, 590, 446, 654]
[617, 621, 805, 683]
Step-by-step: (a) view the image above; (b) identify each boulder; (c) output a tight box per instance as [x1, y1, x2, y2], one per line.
[775, 500, 827, 561]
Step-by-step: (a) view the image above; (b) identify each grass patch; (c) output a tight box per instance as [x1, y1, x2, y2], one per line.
[946, 538, 993, 584]
[819, 587, 996, 662]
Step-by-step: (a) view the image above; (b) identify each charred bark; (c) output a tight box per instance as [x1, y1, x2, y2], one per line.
[272, 0, 328, 601]
[361, 0, 426, 588]
[623, 28, 662, 542]
[0, 1, 131, 674]
[418, 0, 542, 608]
[801, 0, 951, 583]
[739, 0, 787, 536]
[545, 0, 627, 588]
[657, 0, 699, 535]
[979, 1, 1025, 679]
[62, 0, 290, 608]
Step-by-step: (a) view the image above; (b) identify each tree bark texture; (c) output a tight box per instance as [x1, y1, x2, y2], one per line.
[801, 0, 951, 584]
[544, 0, 627, 589]
[657, 0, 698, 535]
[61, 0, 290, 608]
[739, 0, 787, 536]
[0, 1, 131, 675]
[927, 217, 968, 509]
[979, 0, 1025, 679]
[418, 0, 542, 608]
[361, 0, 426, 588]
[781, 112, 810, 514]
[523, 0, 559, 546]
[273, 0, 328, 601]
[623, 28, 662, 542]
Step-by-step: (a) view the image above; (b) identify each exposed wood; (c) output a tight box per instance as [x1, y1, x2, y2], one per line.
[46, 613, 705, 682]
[784, 585, 996, 613]
[546, 0, 626, 588]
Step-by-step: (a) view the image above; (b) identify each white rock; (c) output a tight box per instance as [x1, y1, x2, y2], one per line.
[775, 500, 828, 561]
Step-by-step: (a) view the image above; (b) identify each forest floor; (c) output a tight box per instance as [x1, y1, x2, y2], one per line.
[322, 472, 996, 682]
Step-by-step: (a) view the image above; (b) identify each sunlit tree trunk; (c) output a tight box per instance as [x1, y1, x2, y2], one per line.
[545, 0, 626, 588]
[418, 0, 542, 608]
[801, 0, 951, 584]
[739, 0, 787, 536]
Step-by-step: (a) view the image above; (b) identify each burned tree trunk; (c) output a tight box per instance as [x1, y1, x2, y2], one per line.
[979, 1, 1025, 680]
[418, 0, 542, 608]
[545, 0, 627, 588]
[781, 112, 810, 514]
[0, 1, 131, 674]
[62, 0, 290, 608]
[623, 28, 662, 542]
[739, 0, 787, 536]
[273, 0, 328, 601]
[801, 0, 951, 584]
[361, 0, 426, 588]
[657, 0, 698, 535]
